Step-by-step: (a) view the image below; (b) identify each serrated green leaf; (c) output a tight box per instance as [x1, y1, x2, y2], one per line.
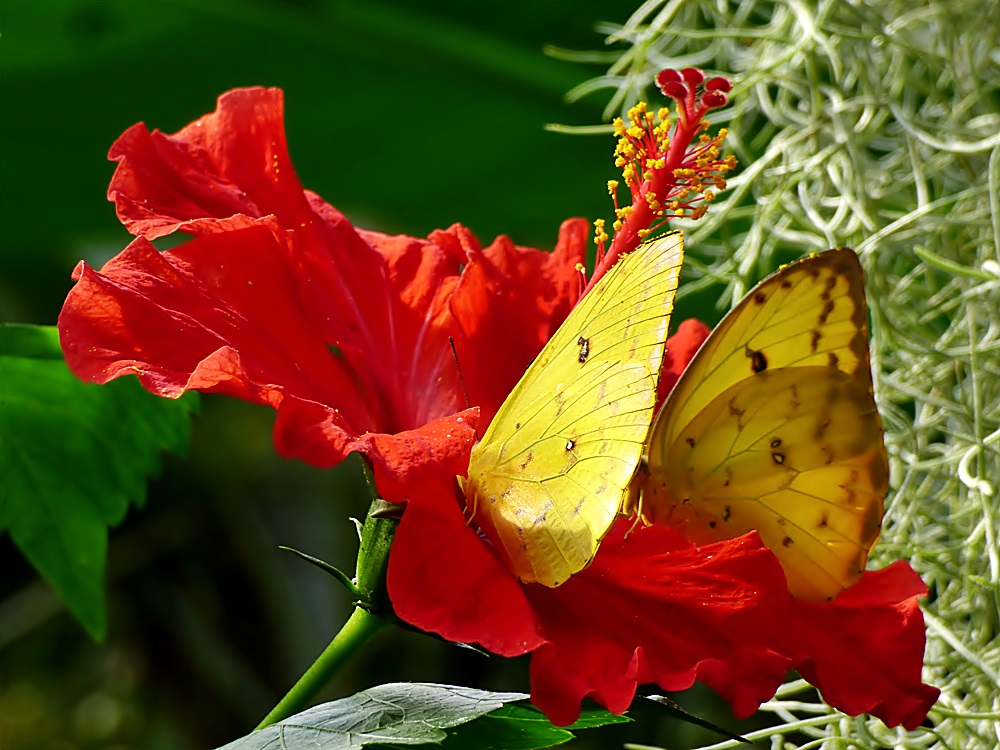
[0, 323, 198, 640]
[220, 684, 529, 750]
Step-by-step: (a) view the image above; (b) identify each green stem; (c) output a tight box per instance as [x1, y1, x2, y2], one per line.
[255, 606, 387, 730]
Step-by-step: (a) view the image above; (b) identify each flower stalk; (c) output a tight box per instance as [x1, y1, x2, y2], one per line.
[254, 607, 386, 730]
[255, 458, 394, 730]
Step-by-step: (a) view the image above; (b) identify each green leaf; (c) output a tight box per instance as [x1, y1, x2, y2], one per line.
[0, 323, 198, 640]
[563, 705, 631, 730]
[220, 684, 529, 750]
[441, 704, 630, 750]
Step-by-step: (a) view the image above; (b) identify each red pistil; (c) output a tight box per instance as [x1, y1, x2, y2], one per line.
[587, 68, 735, 291]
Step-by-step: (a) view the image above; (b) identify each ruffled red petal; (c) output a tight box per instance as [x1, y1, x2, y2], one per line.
[445, 219, 588, 429]
[789, 561, 939, 729]
[525, 523, 793, 725]
[273, 396, 478, 499]
[56, 222, 483, 483]
[388, 478, 543, 656]
[108, 87, 311, 238]
[58, 226, 366, 417]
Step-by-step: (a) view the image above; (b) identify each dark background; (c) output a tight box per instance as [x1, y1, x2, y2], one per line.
[0, 2, 735, 748]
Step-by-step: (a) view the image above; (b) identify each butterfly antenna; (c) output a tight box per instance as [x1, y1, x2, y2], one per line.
[448, 336, 480, 442]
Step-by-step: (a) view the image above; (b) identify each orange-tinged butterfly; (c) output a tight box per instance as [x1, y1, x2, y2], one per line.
[465, 233, 685, 587]
[635, 247, 888, 601]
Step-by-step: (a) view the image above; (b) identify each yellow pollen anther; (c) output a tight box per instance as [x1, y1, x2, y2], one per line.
[593, 218, 608, 244]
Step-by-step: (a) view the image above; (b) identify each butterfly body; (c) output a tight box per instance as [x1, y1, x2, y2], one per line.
[638, 248, 887, 601]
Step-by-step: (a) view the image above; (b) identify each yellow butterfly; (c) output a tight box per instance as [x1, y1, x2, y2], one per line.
[466, 233, 685, 587]
[635, 247, 888, 601]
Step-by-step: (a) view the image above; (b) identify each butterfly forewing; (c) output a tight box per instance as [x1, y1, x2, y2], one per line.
[642, 248, 888, 601]
[468, 233, 685, 587]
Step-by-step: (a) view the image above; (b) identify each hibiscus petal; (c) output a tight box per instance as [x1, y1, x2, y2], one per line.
[388, 475, 543, 656]
[445, 218, 589, 428]
[101, 87, 527, 435]
[58, 226, 371, 416]
[108, 87, 312, 238]
[274, 397, 478, 491]
[790, 561, 939, 729]
[524, 524, 794, 726]
[106, 89, 407, 409]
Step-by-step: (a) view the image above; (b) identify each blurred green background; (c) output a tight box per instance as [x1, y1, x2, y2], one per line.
[0, 2, 733, 748]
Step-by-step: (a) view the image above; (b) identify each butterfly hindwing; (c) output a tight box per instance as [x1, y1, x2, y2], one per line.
[641, 248, 888, 601]
[468, 234, 685, 587]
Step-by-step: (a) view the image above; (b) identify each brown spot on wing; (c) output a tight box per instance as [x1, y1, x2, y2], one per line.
[747, 346, 768, 373]
[818, 298, 836, 326]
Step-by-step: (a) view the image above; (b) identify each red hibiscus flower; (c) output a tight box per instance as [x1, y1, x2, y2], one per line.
[58, 86, 590, 503]
[57, 80, 937, 732]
